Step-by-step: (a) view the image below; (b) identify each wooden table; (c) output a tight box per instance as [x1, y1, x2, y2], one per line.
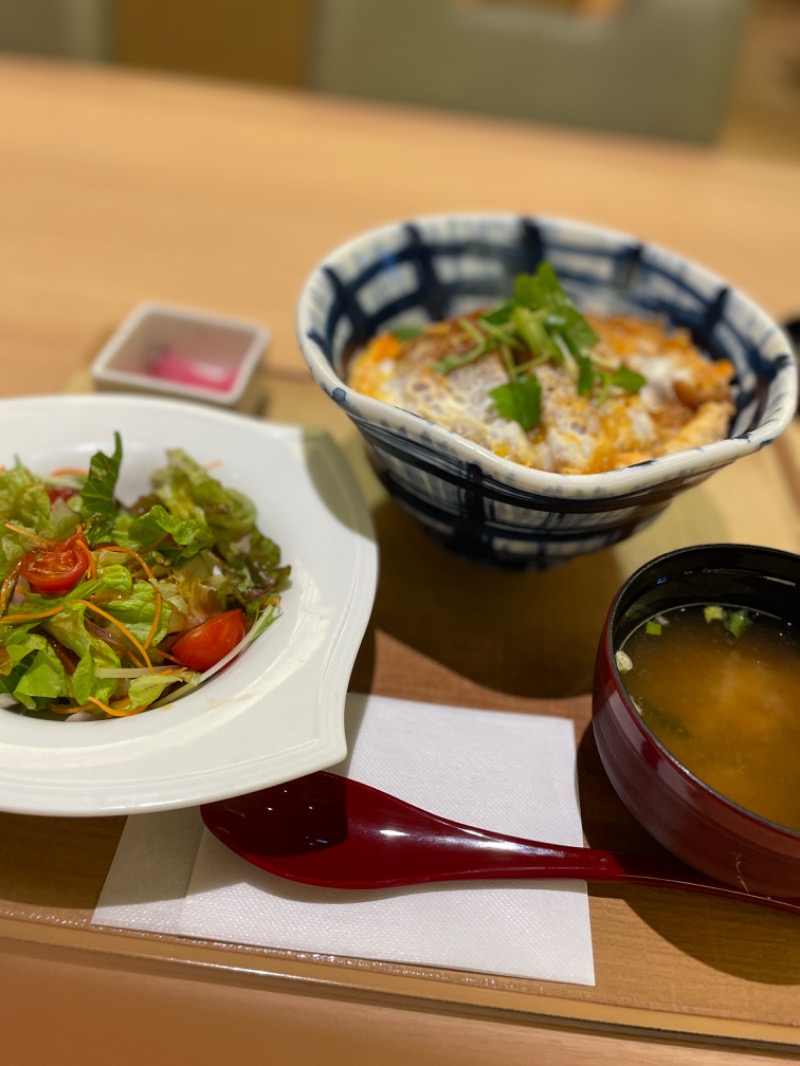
[1, 55, 799, 1066]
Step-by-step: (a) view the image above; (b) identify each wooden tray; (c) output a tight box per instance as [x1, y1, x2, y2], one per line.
[1, 370, 798, 1050]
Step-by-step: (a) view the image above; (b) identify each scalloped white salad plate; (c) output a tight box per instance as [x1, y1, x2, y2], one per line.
[0, 395, 377, 816]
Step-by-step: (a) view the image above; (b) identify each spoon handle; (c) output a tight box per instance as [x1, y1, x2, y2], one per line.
[350, 820, 800, 916]
[499, 842, 800, 916]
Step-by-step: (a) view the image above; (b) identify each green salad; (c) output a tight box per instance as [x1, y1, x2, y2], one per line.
[0, 434, 289, 720]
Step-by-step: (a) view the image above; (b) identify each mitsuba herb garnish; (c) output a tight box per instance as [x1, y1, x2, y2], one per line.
[431, 263, 646, 430]
[489, 375, 542, 432]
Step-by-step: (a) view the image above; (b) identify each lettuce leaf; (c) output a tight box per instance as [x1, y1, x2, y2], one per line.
[151, 450, 256, 556]
[0, 463, 60, 582]
[127, 671, 197, 710]
[99, 579, 172, 646]
[78, 432, 123, 545]
[71, 651, 118, 707]
[125, 503, 214, 562]
[141, 449, 289, 597]
[5, 638, 68, 710]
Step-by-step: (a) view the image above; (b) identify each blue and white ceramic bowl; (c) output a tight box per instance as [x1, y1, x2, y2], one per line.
[296, 214, 796, 569]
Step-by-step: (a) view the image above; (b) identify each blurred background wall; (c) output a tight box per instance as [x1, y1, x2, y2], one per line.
[0, 0, 798, 157]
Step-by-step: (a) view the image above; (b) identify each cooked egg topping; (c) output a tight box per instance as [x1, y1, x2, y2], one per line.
[347, 311, 734, 475]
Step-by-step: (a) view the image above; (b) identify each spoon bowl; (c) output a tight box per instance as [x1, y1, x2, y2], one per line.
[201, 771, 800, 916]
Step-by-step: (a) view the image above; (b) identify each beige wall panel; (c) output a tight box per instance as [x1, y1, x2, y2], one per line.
[113, 0, 313, 86]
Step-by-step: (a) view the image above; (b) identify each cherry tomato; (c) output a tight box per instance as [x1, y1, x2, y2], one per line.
[46, 468, 86, 506]
[20, 533, 90, 594]
[171, 609, 246, 672]
[46, 486, 77, 505]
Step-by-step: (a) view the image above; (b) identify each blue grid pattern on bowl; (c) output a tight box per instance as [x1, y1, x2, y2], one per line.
[297, 214, 795, 568]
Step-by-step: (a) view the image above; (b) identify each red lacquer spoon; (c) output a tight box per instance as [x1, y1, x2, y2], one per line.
[200, 771, 800, 916]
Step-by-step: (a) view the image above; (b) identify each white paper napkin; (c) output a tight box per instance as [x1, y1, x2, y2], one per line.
[94, 694, 595, 986]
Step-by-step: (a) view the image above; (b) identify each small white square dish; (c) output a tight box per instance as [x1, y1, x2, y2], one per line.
[91, 302, 269, 413]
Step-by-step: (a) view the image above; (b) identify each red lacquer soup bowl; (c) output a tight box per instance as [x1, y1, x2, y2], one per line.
[593, 543, 800, 897]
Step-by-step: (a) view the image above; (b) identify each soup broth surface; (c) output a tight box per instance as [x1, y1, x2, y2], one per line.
[619, 606, 800, 831]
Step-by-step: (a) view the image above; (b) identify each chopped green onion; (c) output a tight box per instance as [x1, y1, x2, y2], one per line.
[704, 605, 726, 623]
[645, 620, 663, 636]
[724, 608, 751, 638]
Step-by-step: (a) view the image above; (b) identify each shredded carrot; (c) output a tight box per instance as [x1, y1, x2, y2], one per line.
[47, 701, 105, 716]
[75, 537, 97, 580]
[0, 605, 64, 625]
[47, 698, 128, 716]
[149, 646, 183, 665]
[145, 598, 163, 650]
[87, 696, 146, 718]
[4, 522, 52, 547]
[74, 599, 153, 671]
[0, 561, 21, 613]
[49, 467, 88, 477]
[96, 544, 163, 649]
[98, 543, 157, 583]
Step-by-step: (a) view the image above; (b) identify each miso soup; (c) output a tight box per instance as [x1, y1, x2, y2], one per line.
[617, 606, 800, 831]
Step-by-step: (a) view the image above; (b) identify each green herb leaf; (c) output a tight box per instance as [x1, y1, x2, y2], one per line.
[594, 365, 647, 406]
[391, 326, 423, 341]
[480, 301, 514, 326]
[609, 366, 647, 393]
[514, 264, 599, 355]
[489, 374, 542, 431]
[577, 355, 595, 396]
